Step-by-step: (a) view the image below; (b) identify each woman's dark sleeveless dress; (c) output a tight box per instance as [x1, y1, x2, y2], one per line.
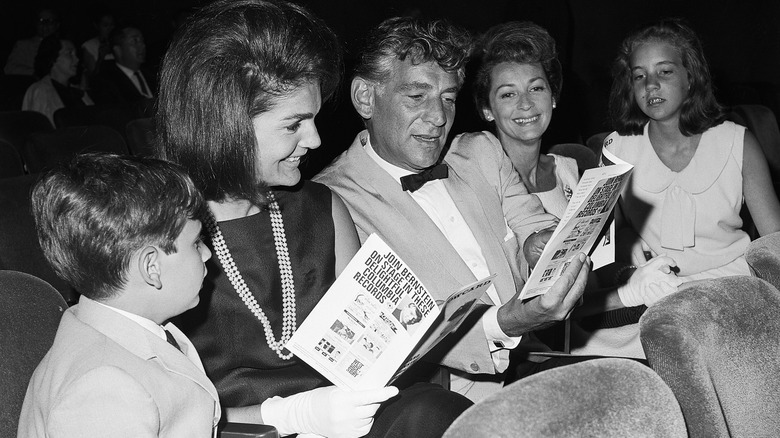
[179, 181, 333, 406]
[178, 181, 472, 436]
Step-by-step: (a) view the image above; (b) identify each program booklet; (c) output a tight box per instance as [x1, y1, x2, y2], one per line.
[518, 159, 634, 300]
[286, 233, 494, 391]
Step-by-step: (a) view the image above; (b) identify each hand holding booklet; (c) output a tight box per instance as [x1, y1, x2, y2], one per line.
[519, 159, 634, 300]
[286, 234, 494, 391]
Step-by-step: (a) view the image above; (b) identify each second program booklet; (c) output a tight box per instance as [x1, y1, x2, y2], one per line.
[286, 233, 494, 391]
[518, 159, 633, 300]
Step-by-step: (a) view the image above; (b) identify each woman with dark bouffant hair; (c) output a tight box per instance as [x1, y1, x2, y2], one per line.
[22, 35, 93, 124]
[156, 1, 470, 436]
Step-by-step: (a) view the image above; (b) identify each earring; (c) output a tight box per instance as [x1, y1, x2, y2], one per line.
[552, 100, 557, 109]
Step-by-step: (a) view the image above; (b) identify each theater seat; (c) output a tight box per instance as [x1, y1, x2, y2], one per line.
[52, 100, 153, 137]
[585, 131, 610, 157]
[0, 271, 67, 438]
[640, 275, 780, 437]
[0, 173, 79, 304]
[23, 125, 129, 173]
[726, 105, 780, 240]
[0, 75, 36, 111]
[548, 142, 599, 175]
[0, 138, 25, 178]
[746, 230, 780, 291]
[0, 110, 54, 158]
[125, 117, 155, 157]
[728, 104, 780, 190]
[442, 357, 686, 438]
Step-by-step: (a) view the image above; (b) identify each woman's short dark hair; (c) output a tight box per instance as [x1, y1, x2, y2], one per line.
[34, 35, 64, 78]
[609, 18, 725, 136]
[472, 21, 562, 120]
[31, 153, 206, 300]
[155, 0, 342, 203]
[353, 16, 472, 86]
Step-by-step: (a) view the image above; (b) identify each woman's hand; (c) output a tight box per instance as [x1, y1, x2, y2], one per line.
[262, 385, 399, 437]
[315, 386, 399, 437]
[617, 255, 682, 307]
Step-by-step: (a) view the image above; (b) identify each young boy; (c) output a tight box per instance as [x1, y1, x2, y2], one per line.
[17, 153, 219, 437]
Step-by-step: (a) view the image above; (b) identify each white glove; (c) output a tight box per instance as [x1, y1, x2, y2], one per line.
[618, 255, 682, 307]
[261, 385, 399, 438]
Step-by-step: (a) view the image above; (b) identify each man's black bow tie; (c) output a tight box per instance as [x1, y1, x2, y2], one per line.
[400, 163, 449, 192]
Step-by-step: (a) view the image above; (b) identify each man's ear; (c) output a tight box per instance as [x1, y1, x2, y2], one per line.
[138, 246, 162, 290]
[351, 77, 375, 120]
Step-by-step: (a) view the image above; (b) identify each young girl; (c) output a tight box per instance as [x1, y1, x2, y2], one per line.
[605, 18, 780, 281]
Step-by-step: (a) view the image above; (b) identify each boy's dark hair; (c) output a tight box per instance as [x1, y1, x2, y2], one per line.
[353, 16, 472, 86]
[155, 0, 342, 205]
[472, 21, 562, 122]
[609, 18, 725, 136]
[31, 153, 206, 300]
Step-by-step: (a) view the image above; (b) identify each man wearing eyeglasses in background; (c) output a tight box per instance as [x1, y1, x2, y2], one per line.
[4, 8, 60, 76]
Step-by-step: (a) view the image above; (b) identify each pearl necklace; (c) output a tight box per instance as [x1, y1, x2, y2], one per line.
[205, 192, 297, 360]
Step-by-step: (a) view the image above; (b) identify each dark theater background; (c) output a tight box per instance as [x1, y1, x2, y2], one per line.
[2, 0, 779, 175]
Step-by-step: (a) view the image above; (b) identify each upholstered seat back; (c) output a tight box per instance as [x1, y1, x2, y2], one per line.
[125, 117, 155, 157]
[548, 142, 599, 175]
[442, 358, 686, 438]
[0, 110, 54, 157]
[0, 173, 79, 304]
[746, 231, 780, 290]
[0, 271, 66, 438]
[640, 276, 780, 437]
[0, 138, 25, 178]
[23, 125, 129, 173]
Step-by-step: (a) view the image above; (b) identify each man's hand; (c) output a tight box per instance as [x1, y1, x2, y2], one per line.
[523, 229, 553, 269]
[497, 252, 591, 337]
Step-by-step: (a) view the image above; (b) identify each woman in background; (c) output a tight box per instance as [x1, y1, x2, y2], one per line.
[23, 35, 93, 125]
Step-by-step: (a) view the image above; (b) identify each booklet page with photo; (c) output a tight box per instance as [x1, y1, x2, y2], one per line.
[519, 160, 634, 300]
[286, 234, 494, 391]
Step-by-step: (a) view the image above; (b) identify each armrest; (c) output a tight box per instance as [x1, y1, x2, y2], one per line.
[218, 422, 279, 438]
